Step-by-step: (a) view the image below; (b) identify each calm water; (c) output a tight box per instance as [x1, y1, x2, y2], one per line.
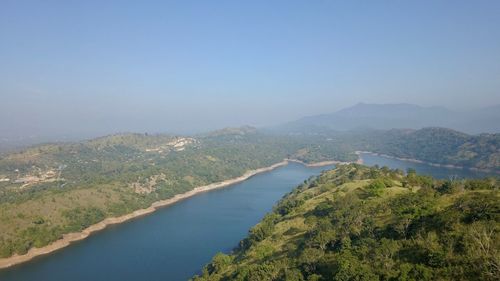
[1, 156, 496, 281]
[360, 153, 497, 179]
[0, 162, 333, 281]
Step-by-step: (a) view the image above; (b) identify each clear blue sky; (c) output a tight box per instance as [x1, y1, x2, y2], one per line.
[1, 0, 499, 138]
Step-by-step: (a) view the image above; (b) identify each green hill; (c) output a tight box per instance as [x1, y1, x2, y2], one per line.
[361, 128, 500, 170]
[292, 127, 500, 171]
[0, 127, 497, 259]
[193, 164, 499, 281]
[0, 129, 351, 258]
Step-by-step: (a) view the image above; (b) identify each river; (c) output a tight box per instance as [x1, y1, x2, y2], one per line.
[0, 162, 333, 281]
[359, 152, 495, 179]
[0, 155, 496, 281]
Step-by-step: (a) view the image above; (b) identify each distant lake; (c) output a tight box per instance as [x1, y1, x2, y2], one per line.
[0, 155, 496, 281]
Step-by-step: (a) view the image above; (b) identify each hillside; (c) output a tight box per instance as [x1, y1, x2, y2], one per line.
[273, 127, 500, 171]
[275, 103, 500, 134]
[0, 129, 352, 258]
[193, 164, 500, 281]
[353, 128, 500, 170]
[0, 126, 497, 260]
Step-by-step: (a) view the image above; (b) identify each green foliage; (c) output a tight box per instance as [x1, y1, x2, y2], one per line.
[62, 207, 106, 232]
[249, 214, 279, 243]
[366, 178, 391, 197]
[0, 129, 363, 257]
[0, 128, 497, 259]
[207, 253, 233, 273]
[360, 127, 500, 170]
[194, 164, 500, 281]
[275, 197, 304, 216]
[0, 224, 63, 257]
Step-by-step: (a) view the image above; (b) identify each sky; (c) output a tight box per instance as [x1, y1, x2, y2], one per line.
[1, 0, 499, 140]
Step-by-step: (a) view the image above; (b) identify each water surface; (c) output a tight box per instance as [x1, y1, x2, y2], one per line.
[0, 162, 333, 281]
[1, 155, 496, 281]
[360, 152, 497, 179]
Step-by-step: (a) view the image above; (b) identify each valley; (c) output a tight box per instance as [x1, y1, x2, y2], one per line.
[194, 164, 499, 281]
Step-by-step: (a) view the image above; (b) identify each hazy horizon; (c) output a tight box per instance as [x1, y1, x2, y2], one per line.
[2, 1, 500, 140]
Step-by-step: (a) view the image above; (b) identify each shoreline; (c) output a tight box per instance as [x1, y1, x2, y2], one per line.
[0, 159, 337, 270]
[355, 151, 499, 174]
[286, 158, 361, 167]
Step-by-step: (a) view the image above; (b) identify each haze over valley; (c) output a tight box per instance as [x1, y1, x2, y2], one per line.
[0, 1, 499, 281]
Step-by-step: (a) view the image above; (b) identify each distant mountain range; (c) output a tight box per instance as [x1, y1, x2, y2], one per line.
[274, 103, 500, 134]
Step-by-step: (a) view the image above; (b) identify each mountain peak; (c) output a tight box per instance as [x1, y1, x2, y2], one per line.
[275, 103, 499, 134]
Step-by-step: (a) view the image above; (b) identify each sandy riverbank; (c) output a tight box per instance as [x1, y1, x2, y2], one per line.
[0, 159, 343, 269]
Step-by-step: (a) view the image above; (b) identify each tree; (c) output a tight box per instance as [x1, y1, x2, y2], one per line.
[208, 252, 232, 273]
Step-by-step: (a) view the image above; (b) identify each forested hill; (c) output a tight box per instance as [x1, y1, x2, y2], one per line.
[353, 127, 500, 171]
[0, 126, 497, 258]
[193, 164, 500, 281]
[0, 128, 350, 258]
[271, 127, 499, 171]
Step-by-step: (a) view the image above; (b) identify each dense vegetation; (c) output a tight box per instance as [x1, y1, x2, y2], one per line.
[193, 164, 499, 281]
[359, 128, 500, 170]
[0, 126, 497, 259]
[279, 127, 500, 171]
[0, 127, 351, 258]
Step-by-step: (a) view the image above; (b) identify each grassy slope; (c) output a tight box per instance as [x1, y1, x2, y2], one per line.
[193, 164, 499, 281]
